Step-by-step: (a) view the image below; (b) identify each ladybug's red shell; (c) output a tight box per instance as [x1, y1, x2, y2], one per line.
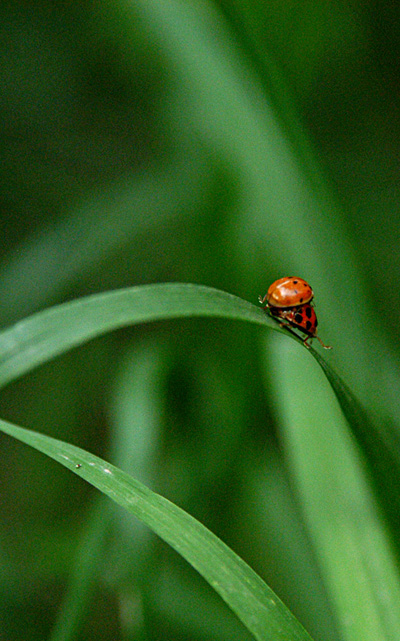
[263, 277, 314, 308]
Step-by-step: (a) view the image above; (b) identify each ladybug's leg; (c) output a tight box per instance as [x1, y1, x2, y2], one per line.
[258, 294, 268, 306]
[304, 334, 332, 350]
[315, 335, 333, 350]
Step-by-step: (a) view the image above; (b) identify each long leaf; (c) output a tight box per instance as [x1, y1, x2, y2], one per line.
[0, 282, 399, 637]
[312, 347, 400, 534]
[0, 284, 269, 389]
[0, 282, 398, 517]
[267, 338, 400, 641]
[0, 417, 313, 641]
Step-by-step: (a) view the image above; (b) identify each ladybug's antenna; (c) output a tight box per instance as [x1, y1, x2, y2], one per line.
[316, 335, 332, 350]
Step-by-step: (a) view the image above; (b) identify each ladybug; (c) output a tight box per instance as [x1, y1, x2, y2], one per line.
[259, 277, 332, 349]
[259, 276, 314, 308]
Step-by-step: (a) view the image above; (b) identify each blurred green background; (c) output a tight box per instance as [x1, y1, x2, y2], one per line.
[1, 1, 400, 639]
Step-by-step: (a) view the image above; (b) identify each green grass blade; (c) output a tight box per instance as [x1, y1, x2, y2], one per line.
[0, 417, 314, 641]
[1, 280, 399, 520]
[0, 283, 270, 389]
[266, 338, 400, 641]
[311, 347, 400, 534]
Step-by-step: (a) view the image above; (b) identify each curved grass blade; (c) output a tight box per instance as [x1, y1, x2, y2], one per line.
[267, 339, 400, 641]
[311, 347, 400, 536]
[0, 283, 271, 390]
[0, 282, 399, 533]
[0, 417, 314, 641]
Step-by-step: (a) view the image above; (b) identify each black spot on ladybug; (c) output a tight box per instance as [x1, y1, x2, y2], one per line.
[305, 306, 312, 318]
[300, 297, 303, 303]
[306, 320, 312, 331]
[294, 313, 303, 323]
[293, 280, 298, 284]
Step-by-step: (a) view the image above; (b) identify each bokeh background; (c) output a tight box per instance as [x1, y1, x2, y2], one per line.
[1, 1, 400, 640]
